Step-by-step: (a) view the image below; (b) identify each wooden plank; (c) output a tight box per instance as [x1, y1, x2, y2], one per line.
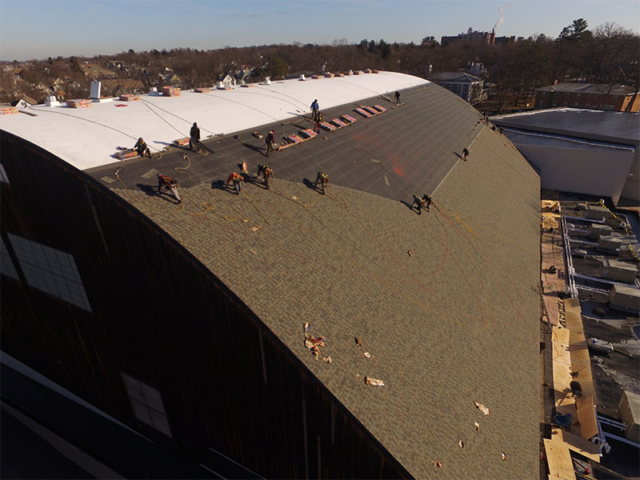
[552, 326, 575, 415]
[544, 438, 576, 480]
[552, 428, 601, 463]
[564, 297, 581, 313]
[564, 304, 597, 403]
[576, 396, 599, 440]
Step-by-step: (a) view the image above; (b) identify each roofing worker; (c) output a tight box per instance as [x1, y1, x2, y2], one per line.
[189, 122, 201, 152]
[315, 172, 329, 195]
[313, 110, 323, 133]
[462, 148, 469, 160]
[227, 172, 244, 195]
[157, 174, 181, 203]
[265, 130, 277, 158]
[257, 164, 274, 189]
[424, 195, 433, 212]
[395, 91, 401, 105]
[411, 195, 426, 214]
[310, 99, 319, 118]
[411, 194, 432, 214]
[133, 137, 151, 158]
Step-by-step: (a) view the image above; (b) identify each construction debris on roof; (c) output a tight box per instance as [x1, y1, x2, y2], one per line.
[66, 99, 92, 109]
[162, 87, 181, 97]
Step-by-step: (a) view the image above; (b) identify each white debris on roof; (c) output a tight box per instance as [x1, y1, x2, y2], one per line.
[0, 72, 428, 171]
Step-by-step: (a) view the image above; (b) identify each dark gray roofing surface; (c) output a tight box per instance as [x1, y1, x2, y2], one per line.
[429, 72, 481, 83]
[491, 109, 640, 146]
[89, 83, 483, 201]
[88, 84, 541, 478]
[535, 83, 637, 95]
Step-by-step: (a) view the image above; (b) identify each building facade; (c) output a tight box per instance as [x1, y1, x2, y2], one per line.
[428, 72, 487, 104]
[535, 83, 640, 112]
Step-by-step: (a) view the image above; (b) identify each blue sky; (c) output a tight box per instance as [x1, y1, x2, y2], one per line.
[1, 0, 638, 61]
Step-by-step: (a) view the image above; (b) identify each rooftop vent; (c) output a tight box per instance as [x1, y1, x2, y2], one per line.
[45, 96, 60, 107]
[90, 81, 101, 100]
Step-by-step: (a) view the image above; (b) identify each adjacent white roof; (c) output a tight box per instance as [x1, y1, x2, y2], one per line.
[0, 72, 428, 171]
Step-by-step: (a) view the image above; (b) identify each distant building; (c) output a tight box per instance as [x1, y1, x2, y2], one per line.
[441, 28, 518, 47]
[160, 73, 181, 85]
[428, 72, 487, 104]
[218, 73, 235, 87]
[534, 83, 640, 112]
[493, 35, 517, 46]
[107, 60, 125, 69]
[100, 79, 145, 96]
[10, 95, 37, 107]
[441, 28, 495, 46]
[491, 109, 640, 204]
[464, 61, 486, 77]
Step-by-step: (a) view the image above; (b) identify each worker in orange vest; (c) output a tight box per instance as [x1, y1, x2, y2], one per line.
[257, 164, 274, 189]
[227, 172, 244, 195]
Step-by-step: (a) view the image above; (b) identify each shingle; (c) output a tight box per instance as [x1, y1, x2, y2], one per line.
[90, 84, 541, 479]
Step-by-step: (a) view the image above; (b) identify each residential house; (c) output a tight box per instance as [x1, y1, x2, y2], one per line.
[160, 73, 181, 85]
[534, 83, 640, 112]
[219, 73, 235, 87]
[428, 71, 487, 104]
[100, 79, 145, 96]
[11, 95, 38, 107]
[80, 64, 117, 80]
[464, 62, 487, 78]
[107, 60, 125, 69]
[234, 66, 254, 84]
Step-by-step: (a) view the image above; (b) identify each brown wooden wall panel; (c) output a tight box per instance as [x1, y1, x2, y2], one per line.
[0, 131, 408, 479]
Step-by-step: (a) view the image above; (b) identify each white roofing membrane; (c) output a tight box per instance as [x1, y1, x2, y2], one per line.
[0, 72, 428, 171]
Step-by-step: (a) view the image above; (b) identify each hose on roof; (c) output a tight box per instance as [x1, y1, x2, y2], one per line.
[239, 86, 307, 112]
[200, 90, 281, 122]
[139, 99, 189, 138]
[27, 107, 158, 149]
[139, 98, 219, 137]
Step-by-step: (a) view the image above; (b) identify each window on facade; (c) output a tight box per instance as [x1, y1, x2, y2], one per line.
[540, 92, 546, 97]
[565, 93, 570, 97]
[603, 105, 614, 111]
[539, 101, 544, 106]
[0, 164, 9, 184]
[576, 94, 581, 98]
[121, 372, 172, 437]
[613, 96, 618, 101]
[574, 103, 579, 107]
[0, 238, 20, 280]
[552, 102, 557, 107]
[7, 233, 91, 311]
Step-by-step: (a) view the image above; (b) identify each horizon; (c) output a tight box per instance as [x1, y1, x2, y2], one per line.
[1, 0, 639, 62]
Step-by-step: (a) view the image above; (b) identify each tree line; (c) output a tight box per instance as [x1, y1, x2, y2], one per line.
[2, 19, 637, 112]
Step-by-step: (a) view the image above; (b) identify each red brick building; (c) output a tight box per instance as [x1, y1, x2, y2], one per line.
[534, 83, 640, 112]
